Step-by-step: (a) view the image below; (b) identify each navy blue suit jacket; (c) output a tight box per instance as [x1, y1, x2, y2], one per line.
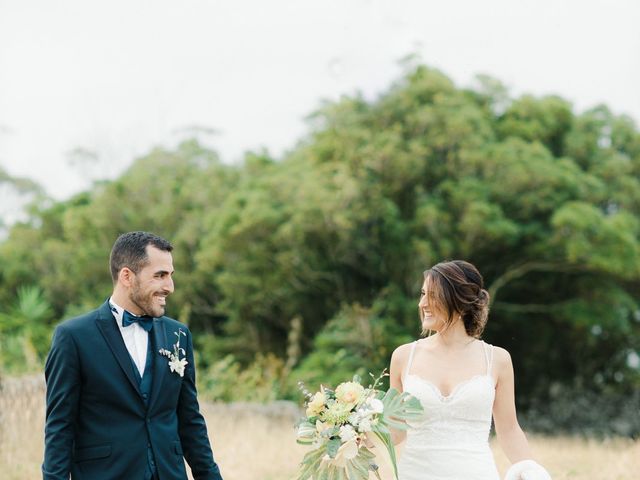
[42, 301, 223, 480]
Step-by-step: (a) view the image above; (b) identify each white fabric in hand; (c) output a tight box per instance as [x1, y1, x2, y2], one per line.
[504, 460, 552, 480]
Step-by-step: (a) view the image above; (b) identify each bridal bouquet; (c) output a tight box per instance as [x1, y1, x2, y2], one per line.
[295, 371, 423, 480]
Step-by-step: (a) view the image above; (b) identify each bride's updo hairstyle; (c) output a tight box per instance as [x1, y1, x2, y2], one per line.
[423, 260, 490, 338]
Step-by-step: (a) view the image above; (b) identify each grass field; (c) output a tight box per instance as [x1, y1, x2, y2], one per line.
[1, 375, 637, 479]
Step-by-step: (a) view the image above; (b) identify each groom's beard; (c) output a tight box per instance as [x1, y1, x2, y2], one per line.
[130, 279, 167, 318]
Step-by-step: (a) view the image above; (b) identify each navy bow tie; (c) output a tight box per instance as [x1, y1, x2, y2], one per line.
[122, 310, 154, 331]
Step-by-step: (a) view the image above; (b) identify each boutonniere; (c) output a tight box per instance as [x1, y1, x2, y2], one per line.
[159, 329, 188, 377]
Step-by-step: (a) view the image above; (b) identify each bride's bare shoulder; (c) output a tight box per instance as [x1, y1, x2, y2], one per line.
[390, 341, 416, 367]
[392, 341, 415, 358]
[490, 345, 514, 371]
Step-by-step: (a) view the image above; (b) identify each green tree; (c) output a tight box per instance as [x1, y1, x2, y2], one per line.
[0, 65, 638, 433]
[0, 286, 53, 373]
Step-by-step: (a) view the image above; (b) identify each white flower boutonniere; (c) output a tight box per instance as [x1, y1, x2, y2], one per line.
[159, 329, 188, 377]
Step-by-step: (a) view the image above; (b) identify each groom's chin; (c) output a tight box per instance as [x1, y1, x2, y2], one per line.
[147, 305, 165, 318]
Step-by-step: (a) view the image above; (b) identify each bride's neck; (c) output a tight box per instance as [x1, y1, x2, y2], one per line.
[432, 321, 474, 349]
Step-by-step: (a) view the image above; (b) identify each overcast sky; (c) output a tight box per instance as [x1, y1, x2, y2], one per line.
[1, 0, 639, 200]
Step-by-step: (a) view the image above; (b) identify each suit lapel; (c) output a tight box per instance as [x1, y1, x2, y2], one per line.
[148, 317, 168, 412]
[95, 301, 144, 399]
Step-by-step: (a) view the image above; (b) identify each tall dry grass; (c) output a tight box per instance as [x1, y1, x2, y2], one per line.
[1, 374, 637, 479]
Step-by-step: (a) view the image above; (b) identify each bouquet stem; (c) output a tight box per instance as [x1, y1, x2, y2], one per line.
[370, 463, 383, 480]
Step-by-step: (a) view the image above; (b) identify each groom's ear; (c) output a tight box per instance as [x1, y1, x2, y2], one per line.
[118, 267, 135, 287]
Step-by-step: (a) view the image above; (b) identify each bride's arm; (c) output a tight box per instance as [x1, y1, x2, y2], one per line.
[492, 346, 534, 463]
[389, 344, 408, 445]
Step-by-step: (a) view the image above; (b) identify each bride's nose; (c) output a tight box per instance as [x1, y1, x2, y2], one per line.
[418, 295, 427, 309]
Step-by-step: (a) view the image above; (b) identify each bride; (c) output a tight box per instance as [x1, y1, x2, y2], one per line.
[389, 260, 551, 480]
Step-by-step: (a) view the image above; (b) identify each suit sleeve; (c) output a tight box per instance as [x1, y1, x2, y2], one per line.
[177, 328, 223, 480]
[42, 325, 81, 480]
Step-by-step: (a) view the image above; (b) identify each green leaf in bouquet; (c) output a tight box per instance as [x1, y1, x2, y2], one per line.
[296, 447, 326, 480]
[345, 447, 376, 480]
[376, 387, 424, 431]
[299, 445, 380, 480]
[326, 437, 342, 458]
[316, 466, 329, 480]
[327, 465, 342, 480]
[296, 420, 317, 444]
[372, 430, 399, 480]
[376, 424, 393, 438]
[296, 439, 317, 446]
[317, 464, 344, 480]
[366, 388, 424, 480]
[323, 387, 336, 399]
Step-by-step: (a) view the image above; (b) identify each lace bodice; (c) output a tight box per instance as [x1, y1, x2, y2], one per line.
[398, 340, 500, 479]
[403, 340, 495, 447]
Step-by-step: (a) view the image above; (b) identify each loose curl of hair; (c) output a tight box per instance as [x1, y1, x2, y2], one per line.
[421, 260, 490, 338]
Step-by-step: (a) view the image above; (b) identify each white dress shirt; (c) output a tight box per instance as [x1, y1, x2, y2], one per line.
[109, 298, 149, 377]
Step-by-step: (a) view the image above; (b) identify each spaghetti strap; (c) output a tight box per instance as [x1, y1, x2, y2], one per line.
[403, 341, 418, 383]
[482, 341, 493, 375]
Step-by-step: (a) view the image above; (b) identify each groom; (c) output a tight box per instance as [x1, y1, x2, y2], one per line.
[42, 231, 224, 480]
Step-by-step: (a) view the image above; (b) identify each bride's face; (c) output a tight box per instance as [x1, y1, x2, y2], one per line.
[418, 278, 448, 332]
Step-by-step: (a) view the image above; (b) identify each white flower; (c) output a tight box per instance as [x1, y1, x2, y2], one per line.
[159, 329, 188, 377]
[367, 398, 384, 414]
[339, 424, 357, 442]
[169, 357, 188, 377]
[347, 412, 361, 425]
[329, 439, 359, 468]
[358, 418, 372, 432]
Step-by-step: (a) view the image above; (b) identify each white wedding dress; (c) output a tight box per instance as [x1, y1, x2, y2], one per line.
[398, 340, 500, 480]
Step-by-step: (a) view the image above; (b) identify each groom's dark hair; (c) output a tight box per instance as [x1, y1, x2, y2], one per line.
[109, 231, 173, 282]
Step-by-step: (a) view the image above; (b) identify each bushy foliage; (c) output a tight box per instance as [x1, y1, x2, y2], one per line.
[197, 352, 287, 403]
[0, 286, 54, 373]
[521, 384, 640, 438]
[1, 65, 639, 435]
[291, 294, 414, 396]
